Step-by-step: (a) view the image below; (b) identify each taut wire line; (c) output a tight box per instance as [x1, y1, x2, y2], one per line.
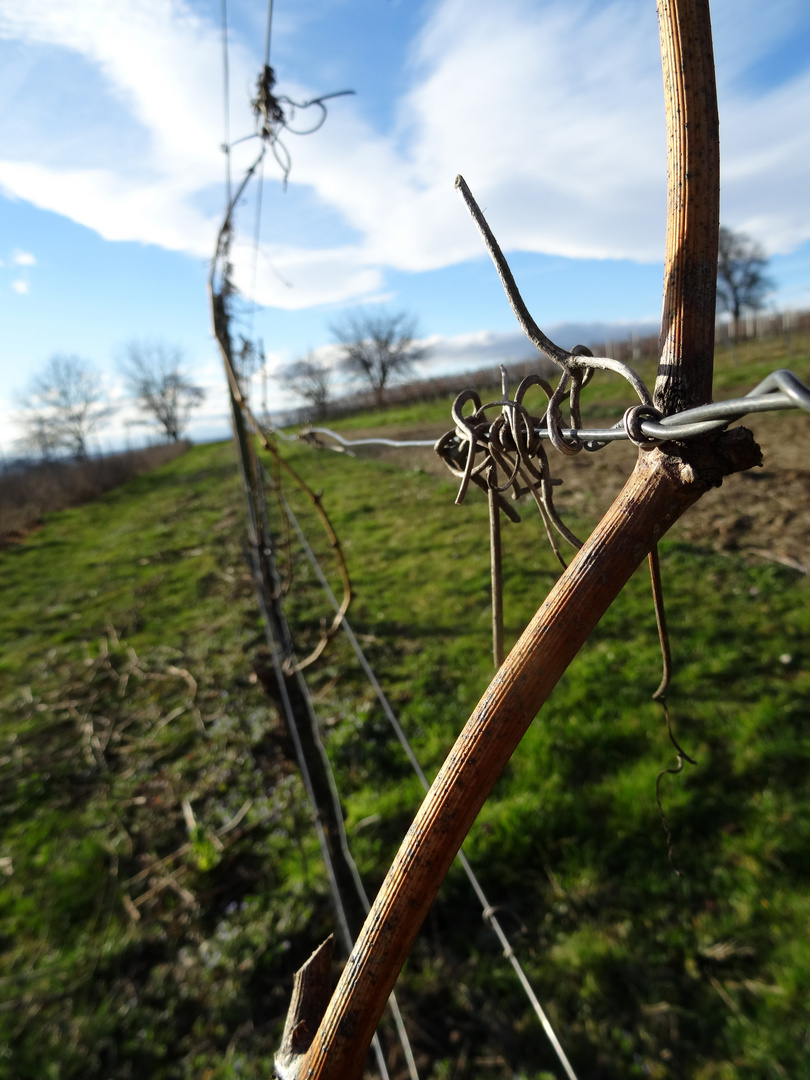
[253, 462, 417, 1080]
[247, 155, 265, 347]
[276, 354, 809, 670]
[270, 364, 810, 453]
[220, 0, 231, 208]
[263, 0, 274, 69]
[214, 11, 410, 1074]
[253, 541, 397, 1080]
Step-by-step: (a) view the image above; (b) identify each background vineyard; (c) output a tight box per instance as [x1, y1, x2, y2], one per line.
[1, 335, 809, 1079]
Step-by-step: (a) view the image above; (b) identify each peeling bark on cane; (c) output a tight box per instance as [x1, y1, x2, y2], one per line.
[655, 0, 720, 416]
[275, 937, 334, 1080]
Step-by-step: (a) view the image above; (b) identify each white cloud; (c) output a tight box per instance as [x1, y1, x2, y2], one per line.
[395, 0, 667, 262]
[12, 249, 36, 266]
[416, 321, 658, 375]
[229, 231, 385, 309]
[0, 0, 252, 253]
[0, 161, 215, 256]
[717, 68, 810, 253]
[11, 279, 28, 294]
[0, 0, 245, 174]
[0, 0, 807, 309]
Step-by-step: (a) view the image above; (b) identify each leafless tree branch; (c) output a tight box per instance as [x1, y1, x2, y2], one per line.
[331, 311, 429, 407]
[123, 342, 206, 442]
[280, 353, 332, 420]
[16, 355, 115, 459]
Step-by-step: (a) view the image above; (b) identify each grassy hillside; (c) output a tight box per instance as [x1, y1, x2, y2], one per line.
[0, 441, 192, 543]
[1, 340, 809, 1080]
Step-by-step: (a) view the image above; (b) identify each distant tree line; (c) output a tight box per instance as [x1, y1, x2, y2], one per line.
[0, 441, 191, 542]
[14, 342, 206, 461]
[14, 225, 776, 455]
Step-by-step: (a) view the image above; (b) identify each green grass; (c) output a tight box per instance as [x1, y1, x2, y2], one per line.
[0, 443, 334, 1080]
[1, 337, 810, 1079]
[276, 431, 810, 1078]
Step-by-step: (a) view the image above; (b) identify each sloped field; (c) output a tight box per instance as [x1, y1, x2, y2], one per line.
[1, 340, 809, 1079]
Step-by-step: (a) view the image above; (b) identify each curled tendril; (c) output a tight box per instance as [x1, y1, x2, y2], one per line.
[454, 174, 655, 433]
[655, 700, 698, 876]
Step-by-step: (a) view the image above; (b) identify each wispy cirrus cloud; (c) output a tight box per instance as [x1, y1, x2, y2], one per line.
[0, 0, 808, 312]
[2, 246, 37, 294]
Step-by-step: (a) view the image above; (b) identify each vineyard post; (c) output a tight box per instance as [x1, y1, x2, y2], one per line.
[276, 2, 762, 1077]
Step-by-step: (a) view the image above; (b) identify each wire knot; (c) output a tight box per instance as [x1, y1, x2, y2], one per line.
[623, 404, 664, 449]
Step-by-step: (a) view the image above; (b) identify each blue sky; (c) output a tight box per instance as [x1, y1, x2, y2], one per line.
[1, 0, 809, 452]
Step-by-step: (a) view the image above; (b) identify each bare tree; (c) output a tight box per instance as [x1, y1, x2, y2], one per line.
[280, 353, 332, 419]
[16, 355, 115, 459]
[124, 342, 206, 442]
[717, 226, 773, 337]
[330, 311, 428, 407]
[14, 404, 63, 461]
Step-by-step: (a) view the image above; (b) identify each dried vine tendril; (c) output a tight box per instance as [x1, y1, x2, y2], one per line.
[247, 63, 355, 186]
[441, 176, 701, 864]
[434, 364, 587, 567]
[649, 545, 697, 874]
[655, 699, 698, 876]
[436, 177, 663, 572]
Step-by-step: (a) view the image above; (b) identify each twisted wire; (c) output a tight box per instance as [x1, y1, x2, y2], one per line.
[450, 174, 810, 451]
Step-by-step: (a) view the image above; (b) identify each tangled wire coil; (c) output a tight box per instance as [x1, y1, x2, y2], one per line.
[248, 64, 355, 185]
[434, 366, 586, 565]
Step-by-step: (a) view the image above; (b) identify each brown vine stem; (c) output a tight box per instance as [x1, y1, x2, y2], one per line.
[655, 0, 720, 416]
[487, 464, 505, 669]
[279, 3, 759, 1077]
[291, 438, 758, 1080]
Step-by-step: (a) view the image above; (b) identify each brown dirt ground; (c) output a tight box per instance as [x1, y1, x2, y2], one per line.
[326, 410, 810, 574]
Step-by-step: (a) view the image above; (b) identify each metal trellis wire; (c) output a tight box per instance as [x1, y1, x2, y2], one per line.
[273, 366, 810, 453]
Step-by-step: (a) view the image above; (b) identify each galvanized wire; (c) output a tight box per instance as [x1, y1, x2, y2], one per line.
[276, 361, 810, 708]
[285, 428, 438, 449]
[213, 352, 413, 1080]
[280, 492, 580, 1080]
[276, 366, 810, 453]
